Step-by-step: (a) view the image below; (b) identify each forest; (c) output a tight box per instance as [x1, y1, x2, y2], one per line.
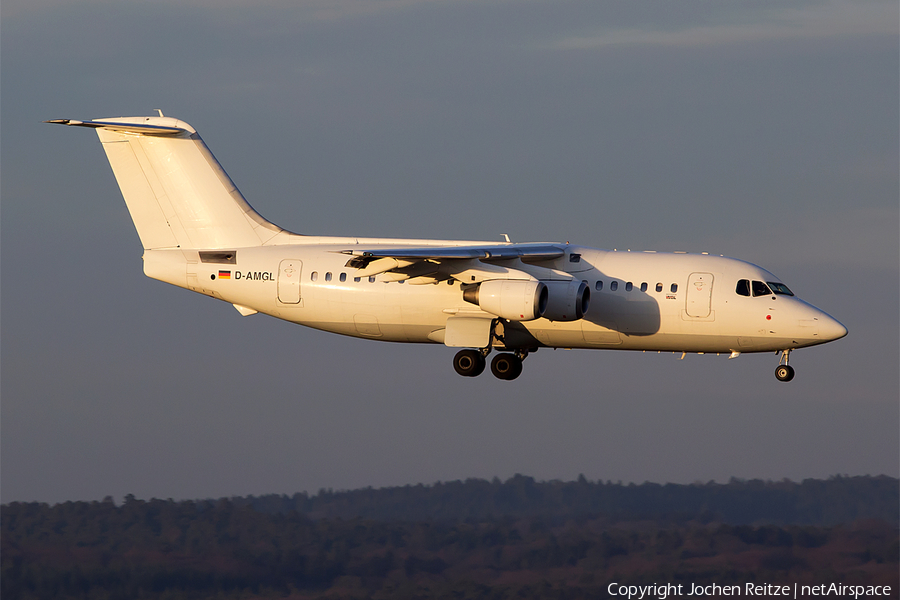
[3, 475, 897, 599]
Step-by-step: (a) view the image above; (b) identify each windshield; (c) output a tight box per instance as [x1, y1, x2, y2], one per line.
[767, 282, 794, 296]
[751, 280, 772, 297]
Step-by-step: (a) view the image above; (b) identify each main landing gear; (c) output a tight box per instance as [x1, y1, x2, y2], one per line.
[775, 349, 795, 382]
[452, 318, 530, 381]
[490, 352, 524, 380]
[453, 349, 528, 380]
[452, 349, 486, 377]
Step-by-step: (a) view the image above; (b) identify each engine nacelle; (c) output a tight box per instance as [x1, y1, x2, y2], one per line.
[463, 279, 548, 321]
[542, 279, 590, 321]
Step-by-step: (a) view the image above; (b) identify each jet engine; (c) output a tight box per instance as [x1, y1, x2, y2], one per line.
[463, 279, 548, 321]
[541, 280, 590, 321]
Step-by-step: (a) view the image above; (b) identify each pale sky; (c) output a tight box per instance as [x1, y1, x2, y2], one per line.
[2, 0, 897, 504]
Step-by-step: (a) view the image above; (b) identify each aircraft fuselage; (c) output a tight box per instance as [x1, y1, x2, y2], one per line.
[144, 239, 845, 355]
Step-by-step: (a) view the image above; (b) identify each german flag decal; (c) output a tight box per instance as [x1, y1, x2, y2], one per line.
[218, 270, 231, 279]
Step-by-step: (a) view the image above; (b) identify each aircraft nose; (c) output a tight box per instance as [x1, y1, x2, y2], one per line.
[819, 313, 848, 342]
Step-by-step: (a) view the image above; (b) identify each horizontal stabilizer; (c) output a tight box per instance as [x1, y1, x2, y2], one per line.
[45, 119, 186, 136]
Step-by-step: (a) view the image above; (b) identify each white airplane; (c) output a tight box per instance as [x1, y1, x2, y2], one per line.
[47, 114, 847, 382]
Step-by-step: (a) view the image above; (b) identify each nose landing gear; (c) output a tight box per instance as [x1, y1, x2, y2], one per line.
[775, 349, 795, 382]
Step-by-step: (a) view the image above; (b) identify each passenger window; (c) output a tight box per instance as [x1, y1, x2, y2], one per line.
[311, 271, 318, 282]
[670, 283, 678, 293]
[354, 277, 361, 283]
[595, 281, 603, 291]
[656, 283, 663, 292]
[625, 282, 633, 292]
[339, 273, 347, 282]
[751, 280, 771, 297]
[369, 276, 376, 283]
[736, 279, 751, 297]
[640, 282, 648, 292]
[325, 272, 332, 282]
[610, 281, 618, 291]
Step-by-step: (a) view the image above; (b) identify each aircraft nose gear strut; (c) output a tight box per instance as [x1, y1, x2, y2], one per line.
[775, 349, 795, 382]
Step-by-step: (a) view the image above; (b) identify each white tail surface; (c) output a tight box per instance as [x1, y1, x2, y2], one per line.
[50, 116, 297, 250]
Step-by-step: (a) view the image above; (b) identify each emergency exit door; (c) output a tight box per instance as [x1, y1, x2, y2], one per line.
[277, 259, 303, 304]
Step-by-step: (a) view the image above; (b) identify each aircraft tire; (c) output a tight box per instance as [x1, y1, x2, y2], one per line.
[774, 365, 795, 382]
[491, 353, 523, 381]
[453, 349, 486, 377]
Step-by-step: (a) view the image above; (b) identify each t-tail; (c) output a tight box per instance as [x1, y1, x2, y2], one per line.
[46, 116, 299, 250]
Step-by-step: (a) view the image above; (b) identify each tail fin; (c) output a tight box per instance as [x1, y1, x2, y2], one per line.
[47, 116, 297, 249]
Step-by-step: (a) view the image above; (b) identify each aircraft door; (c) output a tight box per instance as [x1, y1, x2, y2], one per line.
[686, 272, 713, 318]
[277, 259, 303, 304]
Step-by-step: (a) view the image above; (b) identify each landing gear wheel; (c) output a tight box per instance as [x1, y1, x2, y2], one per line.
[775, 365, 795, 382]
[491, 353, 523, 380]
[453, 349, 486, 377]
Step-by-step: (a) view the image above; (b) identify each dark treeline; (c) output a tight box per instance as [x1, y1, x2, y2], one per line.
[3, 475, 898, 600]
[232, 474, 899, 525]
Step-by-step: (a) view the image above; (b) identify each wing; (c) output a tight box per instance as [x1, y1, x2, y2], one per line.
[339, 243, 566, 284]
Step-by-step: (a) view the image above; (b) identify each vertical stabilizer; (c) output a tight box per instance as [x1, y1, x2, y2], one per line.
[47, 116, 296, 250]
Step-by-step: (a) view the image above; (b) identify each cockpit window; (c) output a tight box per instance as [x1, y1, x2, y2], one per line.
[735, 279, 750, 297]
[767, 282, 793, 296]
[751, 280, 772, 297]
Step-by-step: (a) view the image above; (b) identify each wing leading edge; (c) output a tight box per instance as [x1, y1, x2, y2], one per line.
[342, 243, 565, 265]
[340, 243, 567, 284]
